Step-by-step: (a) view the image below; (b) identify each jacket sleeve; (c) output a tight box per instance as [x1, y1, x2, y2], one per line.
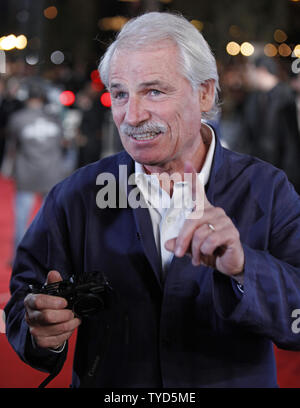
[212, 171, 300, 350]
[4, 185, 72, 373]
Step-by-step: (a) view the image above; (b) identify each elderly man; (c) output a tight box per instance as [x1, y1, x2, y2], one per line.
[5, 12, 300, 388]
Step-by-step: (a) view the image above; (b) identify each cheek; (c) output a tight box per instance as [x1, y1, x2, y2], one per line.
[168, 110, 190, 136]
[111, 108, 122, 127]
[111, 102, 128, 126]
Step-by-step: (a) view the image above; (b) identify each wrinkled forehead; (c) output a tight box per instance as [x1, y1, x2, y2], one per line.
[112, 38, 179, 63]
[108, 40, 182, 85]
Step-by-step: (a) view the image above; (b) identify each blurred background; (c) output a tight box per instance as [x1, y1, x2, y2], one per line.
[0, 0, 300, 388]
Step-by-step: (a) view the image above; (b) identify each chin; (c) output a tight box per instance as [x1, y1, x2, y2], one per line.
[133, 156, 160, 166]
[127, 149, 160, 165]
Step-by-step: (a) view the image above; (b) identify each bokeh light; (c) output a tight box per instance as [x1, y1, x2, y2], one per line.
[190, 20, 203, 31]
[44, 6, 58, 20]
[25, 54, 39, 65]
[274, 29, 288, 43]
[0, 35, 17, 51]
[226, 41, 240, 56]
[100, 92, 111, 108]
[264, 43, 278, 57]
[59, 90, 75, 106]
[240, 42, 255, 57]
[50, 50, 65, 64]
[0, 34, 28, 51]
[0, 37, 5, 51]
[90, 70, 104, 91]
[15, 35, 27, 50]
[278, 43, 292, 57]
[98, 16, 128, 31]
[293, 44, 300, 58]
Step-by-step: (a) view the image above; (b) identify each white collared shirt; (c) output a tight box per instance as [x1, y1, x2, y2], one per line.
[135, 123, 216, 275]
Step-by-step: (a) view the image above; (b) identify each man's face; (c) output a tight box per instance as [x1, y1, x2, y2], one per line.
[109, 41, 213, 172]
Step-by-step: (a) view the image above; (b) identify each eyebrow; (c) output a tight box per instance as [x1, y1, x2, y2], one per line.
[139, 80, 176, 92]
[138, 80, 166, 88]
[110, 83, 123, 91]
[110, 80, 175, 92]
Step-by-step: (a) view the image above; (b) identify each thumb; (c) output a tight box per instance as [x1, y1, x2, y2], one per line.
[46, 270, 63, 285]
[165, 237, 177, 253]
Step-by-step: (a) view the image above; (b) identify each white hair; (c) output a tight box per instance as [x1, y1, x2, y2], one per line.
[98, 12, 220, 120]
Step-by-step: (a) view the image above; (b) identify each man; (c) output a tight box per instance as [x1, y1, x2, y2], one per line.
[5, 12, 300, 388]
[242, 56, 300, 193]
[2, 84, 66, 257]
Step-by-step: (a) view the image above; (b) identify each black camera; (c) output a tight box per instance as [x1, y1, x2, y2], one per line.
[29, 272, 113, 318]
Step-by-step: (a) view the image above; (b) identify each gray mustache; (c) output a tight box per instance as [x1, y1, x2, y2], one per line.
[120, 122, 167, 136]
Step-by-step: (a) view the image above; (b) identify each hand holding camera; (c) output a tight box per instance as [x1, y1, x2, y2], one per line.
[24, 270, 81, 350]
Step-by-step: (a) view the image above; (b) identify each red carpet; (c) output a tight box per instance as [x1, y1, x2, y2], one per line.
[0, 174, 300, 388]
[0, 175, 75, 388]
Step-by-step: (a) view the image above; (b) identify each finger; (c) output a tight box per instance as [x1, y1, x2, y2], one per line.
[200, 224, 237, 256]
[164, 237, 176, 253]
[29, 317, 81, 338]
[188, 213, 230, 264]
[172, 217, 206, 257]
[26, 307, 75, 326]
[46, 270, 63, 285]
[191, 224, 214, 265]
[191, 222, 233, 267]
[34, 331, 75, 350]
[24, 293, 67, 311]
[173, 209, 224, 257]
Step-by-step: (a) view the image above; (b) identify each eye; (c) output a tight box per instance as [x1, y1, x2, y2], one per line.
[111, 91, 128, 100]
[149, 89, 162, 97]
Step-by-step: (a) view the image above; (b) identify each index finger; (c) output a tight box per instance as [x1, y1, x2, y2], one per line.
[24, 293, 68, 311]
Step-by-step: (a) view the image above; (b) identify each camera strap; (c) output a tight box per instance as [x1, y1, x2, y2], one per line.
[79, 310, 114, 388]
[38, 342, 69, 388]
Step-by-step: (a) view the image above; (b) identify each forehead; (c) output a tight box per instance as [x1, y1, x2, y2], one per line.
[109, 41, 183, 87]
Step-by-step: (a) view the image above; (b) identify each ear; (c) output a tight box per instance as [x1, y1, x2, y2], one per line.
[198, 79, 215, 112]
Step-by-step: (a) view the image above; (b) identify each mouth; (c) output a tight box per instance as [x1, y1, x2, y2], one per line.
[128, 132, 161, 141]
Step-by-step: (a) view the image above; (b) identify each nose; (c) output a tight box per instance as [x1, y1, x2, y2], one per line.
[124, 96, 150, 126]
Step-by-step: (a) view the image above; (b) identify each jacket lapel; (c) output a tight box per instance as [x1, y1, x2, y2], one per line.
[133, 205, 163, 289]
[117, 153, 163, 289]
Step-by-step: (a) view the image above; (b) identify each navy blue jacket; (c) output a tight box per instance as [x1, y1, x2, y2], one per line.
[5, 133, 300, 388]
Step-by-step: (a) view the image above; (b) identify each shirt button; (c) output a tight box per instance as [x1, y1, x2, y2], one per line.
[166, 216, 173, 224]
